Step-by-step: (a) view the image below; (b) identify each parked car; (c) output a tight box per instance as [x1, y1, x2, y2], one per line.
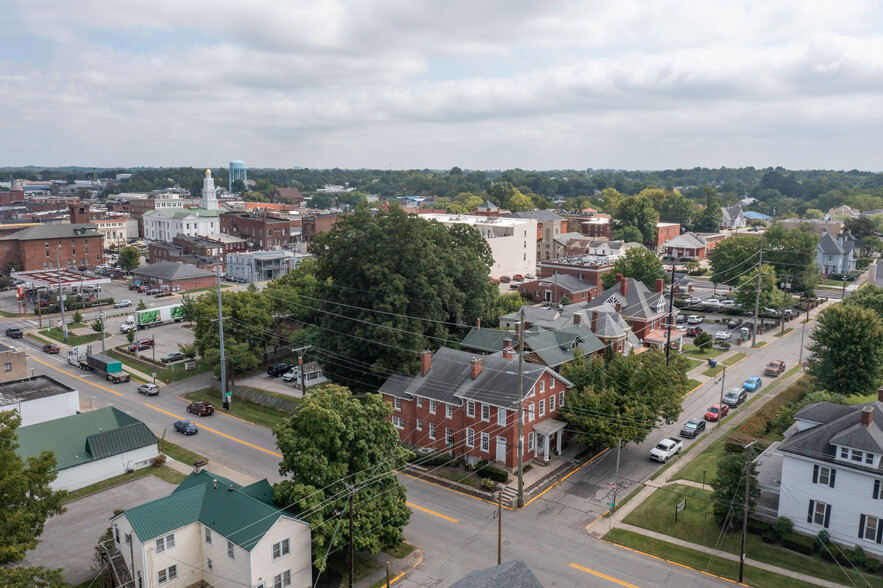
[499, 276, 511, 283]
[680, 418, 706, 439]
[684, 296, 702, 305]
[649, 438, 683, 463]
[282, 369, 301, 383]
[727, 318, 743, 329]
[676, 324, 687, 331]
[137, 383, 159, 396]
[174, 419, 198, 435]
[686, 315, 703, 325]
[525, 273, 536, 280]
[5, 328, 23, 339]
[160, 351, 185, 364]
[742, 376, 763, 392]
[705, 403, 729, 421]
[676, 314, 686, 324]
[146, 288, 162, 295]
[720, 300, 737, 307]
[714, 331, 731, 341]
[128, 339, 155, 352]
[723, 387, 748, 408]
[509, 283, 519, 290]
[705, 298, 721, 306]
[764, 360, 786, 376]
[513, 274, 524, 281]
[114, 299, 132, 308]
[267, 363, 294, 377]
[685, 326, 703, 337]
[42, 343, 60, 354]
[187, 401, 215, 416]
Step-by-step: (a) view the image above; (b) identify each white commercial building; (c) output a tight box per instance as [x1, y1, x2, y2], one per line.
[92, 217, 139, 246]
[143, 170, 222, 243]
[0, 375, 79, 427]
[226, 250, 302, 282]
[419, 213, 538, 278]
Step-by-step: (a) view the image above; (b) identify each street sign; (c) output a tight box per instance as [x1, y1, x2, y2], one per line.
[606, 502, 615, 508]
[610, 482, 617, 490]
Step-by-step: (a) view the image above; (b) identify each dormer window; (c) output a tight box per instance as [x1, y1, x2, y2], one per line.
[838, 446, 877, 466]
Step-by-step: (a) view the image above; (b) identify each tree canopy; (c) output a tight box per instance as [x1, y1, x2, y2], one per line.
[273, 386, 411, 572]
[711, 451, 759, 530]
[600, 247, 667, 291]
[0, 411, 67, 563]
[117, 246, 140, 271]
[611, 196, 658, 244]
[732, 265, 786, 311]
[808, 304, 883, 397]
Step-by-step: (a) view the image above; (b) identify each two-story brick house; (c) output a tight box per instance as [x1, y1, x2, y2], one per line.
[582, 274, 676, 343]
[776, 391, 883, 556]
[380, 346, 573, 469]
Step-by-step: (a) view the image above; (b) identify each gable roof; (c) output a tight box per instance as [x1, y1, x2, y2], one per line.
[144, 208, 221, 219]
[452, 560, 544, 588]
[662, 232, 705, 249]
[132, 261, 214, 280]
[476, 200, 498, 211]
[817, 231, 846, 256]
[15, 407, 155, 471]
[721, 205, 743, 223]
[461, 325, 605, 367]
[523, 274, 595, 294]
[584, 277, 666, 320]
[0, 223, 99, 241]
[116, 470, 302, 551]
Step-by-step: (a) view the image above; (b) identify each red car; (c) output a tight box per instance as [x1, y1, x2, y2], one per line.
[705, 403, 729, 422]
[187, 401, 215, 416]
[499, 276, 511, 283]
[42, 343, 60, 354]
[127, 339, 155, 352]
[685, 326, 703, 337]
[513, 274, 524, 281]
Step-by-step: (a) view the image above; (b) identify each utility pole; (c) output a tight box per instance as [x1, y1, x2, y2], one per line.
[55, 249, 67, 344]
[608, 436, 622, 533]
[739, 441, 757, 583]
[347, 484, 355, 588]
[665, 264, 676, 365]
[99, 301, 106, 354]
[517, 308, 525, 508]
[497, 491, 502, 565]
[152, 343, 156, 385]
[798, 291, 808, 365]
[779, 273, 789, 335]
[842, 273, 848, 300]
[216, 260, 229, 409]
[751, 236, 763, 347]
[718, 365, 727, 424]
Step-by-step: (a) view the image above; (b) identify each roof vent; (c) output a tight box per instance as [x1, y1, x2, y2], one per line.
[228, 485, 234, 492]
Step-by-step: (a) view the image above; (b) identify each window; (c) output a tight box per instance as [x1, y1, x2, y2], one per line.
[416, 397, 422, 408]
[559, 391, 565, 407]
[466, 428, 475, 447]
[394, 397, 401, 411]
[812, 465, 836, 488]
[157, 565, 177, 584]
[549, 394, 556, 413]
[4, 363, 11, 372]
[860, 515, 883, 543]
[416, 419, 422, 431]
[528, 404, 535, 422]
[528, 432, 535, 452]
[539, 399, 546, 418]
[481, 404, 490, 422]
[446, 404, 453, 419]
[481, 432, 490, 452]
[466, 400, 475, 417]
[550, 378, 555, 390]
[807, 499, 831, 528]
[205, 527, 212, 544]
[874, 480, 882, 500]
[272, 538, 290, 560]
[446, 428, 453, 445]
[539, 380, 545, 394]
[429, 400, 437, 414]
[840, 447, 848, 459]
[392, 416, 404, 429]
[497, 408, 506, 426]
[429, 422, 436, 440]
[227, 540, 235, 559]
[155, 533, 175, 553]
[853, 450, 865, 463]
[114, 526, 120, 544]
[274, 571, 292, 588]
[207, 557, 213, 570]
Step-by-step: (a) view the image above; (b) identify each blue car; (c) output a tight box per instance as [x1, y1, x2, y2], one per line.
[174, 420, 198, 435]
[743, 376, 762, 392]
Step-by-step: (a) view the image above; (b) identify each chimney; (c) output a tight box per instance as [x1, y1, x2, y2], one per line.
[572, 313, 581, 326]
[502, 343, 514, 360]
[615, 302, 622, 314]
[503, 337, 512, 349]
[655, 278, 664, 293]
[861, 406, 874, 428]
[877, 386, 883, 403]
[420, 350, 432, 376]
[470, 357, 483, 380]
[592, 310, 599, 332]
[515, 321, 521, 338]
[620, 276, 628, 296]
[476, 317, 481, 330]
[213, 479, 218, 490]
[615, 273, 623, 283]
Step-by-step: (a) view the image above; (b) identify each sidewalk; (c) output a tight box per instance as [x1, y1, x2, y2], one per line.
[355, 545, 424, 588]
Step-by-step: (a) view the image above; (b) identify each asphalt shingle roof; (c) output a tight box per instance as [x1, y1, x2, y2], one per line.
[522, 274, 595, 294]
[506, 210, 564, 222]
[132, 261, 214, 280]
[451, 560, 544, 588]
[584, 277, 666, 320]
[817, 232, 845, 256]
[0, 223, 99, 241]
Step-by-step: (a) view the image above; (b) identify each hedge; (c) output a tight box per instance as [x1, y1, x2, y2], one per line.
[746, 518, 773, 536]
[474, 460, 509, 483]
[725, 377, 810, 452]
[407, 450, 456, 468]
[782, 532, 815, 555]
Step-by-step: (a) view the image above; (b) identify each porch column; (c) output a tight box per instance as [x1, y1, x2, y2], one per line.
[543, 433, 550, 462]
[556, 431, 562, 454]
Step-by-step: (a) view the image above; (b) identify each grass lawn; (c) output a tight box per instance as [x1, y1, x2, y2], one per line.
[723, 352, 747, 366]
[159, 439, 207, 466]
[752, 341, 768, 348]
[685, 379, 702, 393]
[180, 284, 233, 295]
[605, 528, 821, 588]
[702, 365, 725, 377]
[383, 542, 416, 559]
[683, 358, 704, 371]
[64, 465, 186, 503]
[773, 328, 794, 337]
[107, 348, 213, 382]
[434, 470, 482, 489]
[39, 327, 105, 347]
[621, 485, 883, 587]
[683, 344, 726, 359]
[672, 437, 727, 485]
[184, 388, 293, 428]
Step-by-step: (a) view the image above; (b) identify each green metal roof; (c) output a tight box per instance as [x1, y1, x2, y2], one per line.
[117, 471, 301, 551]
[15, 407, 154, 471]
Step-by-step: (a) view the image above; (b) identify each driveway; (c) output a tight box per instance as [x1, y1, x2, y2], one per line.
[19, 474, 176, 585]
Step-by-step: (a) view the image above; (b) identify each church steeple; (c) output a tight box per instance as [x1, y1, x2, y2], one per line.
[202, 168, 218, 210]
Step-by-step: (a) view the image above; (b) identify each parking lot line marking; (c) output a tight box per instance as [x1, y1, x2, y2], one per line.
[406, 501, 459, 523]
[569, 563, 640, 587]
[144, 403, 283, 458]
[27, 353, 124, 396]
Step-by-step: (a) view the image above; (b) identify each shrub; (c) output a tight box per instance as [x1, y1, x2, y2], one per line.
[474, 463, 509, 483]
[850, 545, 868, 567]
[782, 532, 815, 555]
[747, 518, 773, 536]
[152, 453, 167, 467]
[761, 530, 778, 544]
[865, 558, 880, 574]
[694, 332, 712, 352]
[481, 477, 495, 490]
[773, 517, 793, 539]
[715, 341, 731, 351]
[409, 450, 455, 468]
[815, 529, 831, 552]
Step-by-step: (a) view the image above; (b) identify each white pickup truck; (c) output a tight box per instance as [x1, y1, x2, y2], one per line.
[650, 438, 684, 463]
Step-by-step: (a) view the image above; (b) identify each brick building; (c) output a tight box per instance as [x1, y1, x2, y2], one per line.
[506, 210, 568, 261]
[538, 257, 614, 289]
[0, 224, 103, 271]
[380, 346, 572, 469]
[648, 222, 681, 251]
[220, 213, 296, 249]
[0, 343, 28, 383]
[270, 187, 305, 204]
[0, 190, 25, 206]
[131, 261, 216, 290]
[301, 212, 340, 242]
[203, 233, 247, 253]
[517, 274, 598, 304]
[582, 274, 678, 344]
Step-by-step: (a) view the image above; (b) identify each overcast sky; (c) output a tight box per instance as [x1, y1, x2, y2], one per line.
[2, 1, 882, 171]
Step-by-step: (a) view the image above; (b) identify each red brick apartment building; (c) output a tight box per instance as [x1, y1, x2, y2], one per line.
[381, 347, 572, 469]
[0, 224, 103, 270]
[220, 213, 297, 249]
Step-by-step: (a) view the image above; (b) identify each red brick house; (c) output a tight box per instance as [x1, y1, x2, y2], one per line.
[538, 257, 614, 289]
[583, 274, 678, 343]
[648, 222, 681, 251]
[0, 224, 103, 271]
[517, 274, 598, 304]
[380, 346, 573, 469]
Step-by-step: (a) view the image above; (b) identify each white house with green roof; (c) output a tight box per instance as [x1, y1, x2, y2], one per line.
[144, 169, 222, 243]
[111, 470, 311, 588]
[14, 406, 158, 491]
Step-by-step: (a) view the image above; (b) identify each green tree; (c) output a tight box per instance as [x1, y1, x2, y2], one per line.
[192, 290, 273, 360]
[860, 235, 883, 258]
[71, 311, 82, 325]
[263, 258, 320, 323]
[453, 192, 483, 211]
[495, 292, 531, 322]
[118, 246, 141, 271]
[694, 331, 712, 352]
[91, 319, 103, 333]
[693, 188, 723, 232]
[659, 190, 693, 227]
[126, 328, 136, 344]
[179, 294, 196, 325]
[845, 284, 883, 317]
[508, 190, 534, 212]
[231, 179, 247, 194]
[0, 566, 70, 587]
[597, 188, 624, 213]
[733, 265, 786, 311]
[273, 386, 411, 572]
[711, 451, 759, 530]
[611, 226, 644, 244]
[136, 299, 147, 311]
[804, 208, 824, 219]
[844, 216, 876, 240]
[0, 411, 67, 563]
[203, 340, 257, 387]
[807, 304, 883, 396]
[309, 207, 497, 389]
[601, 247, 666, 291]
[560, 351, 688, 447]
[484, 182, 517, 210]
[612, 196, 658, 244]
[177, 342, 198, 359]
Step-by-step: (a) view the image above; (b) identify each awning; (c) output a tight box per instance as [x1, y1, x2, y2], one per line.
[532, 418, 566, 436]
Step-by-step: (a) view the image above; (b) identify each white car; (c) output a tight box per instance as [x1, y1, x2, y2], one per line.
[714, 331, 732, 340]
[687, 315, 704, 325]
[684, 296, 701, 304]
[676, 324, 687, 331]
[719, 300, 737, 307]
[705, 298, 721, 306]
[114, 299, 132, 308]
[282, 369, 301, 383]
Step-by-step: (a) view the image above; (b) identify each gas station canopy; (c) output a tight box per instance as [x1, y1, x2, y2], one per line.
[12, 269, 111, 289]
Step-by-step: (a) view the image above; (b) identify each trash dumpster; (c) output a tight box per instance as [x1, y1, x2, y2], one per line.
[708, 359, 718, 368]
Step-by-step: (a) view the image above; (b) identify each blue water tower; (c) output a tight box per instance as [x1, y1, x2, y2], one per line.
[229, 160, 247, 193]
